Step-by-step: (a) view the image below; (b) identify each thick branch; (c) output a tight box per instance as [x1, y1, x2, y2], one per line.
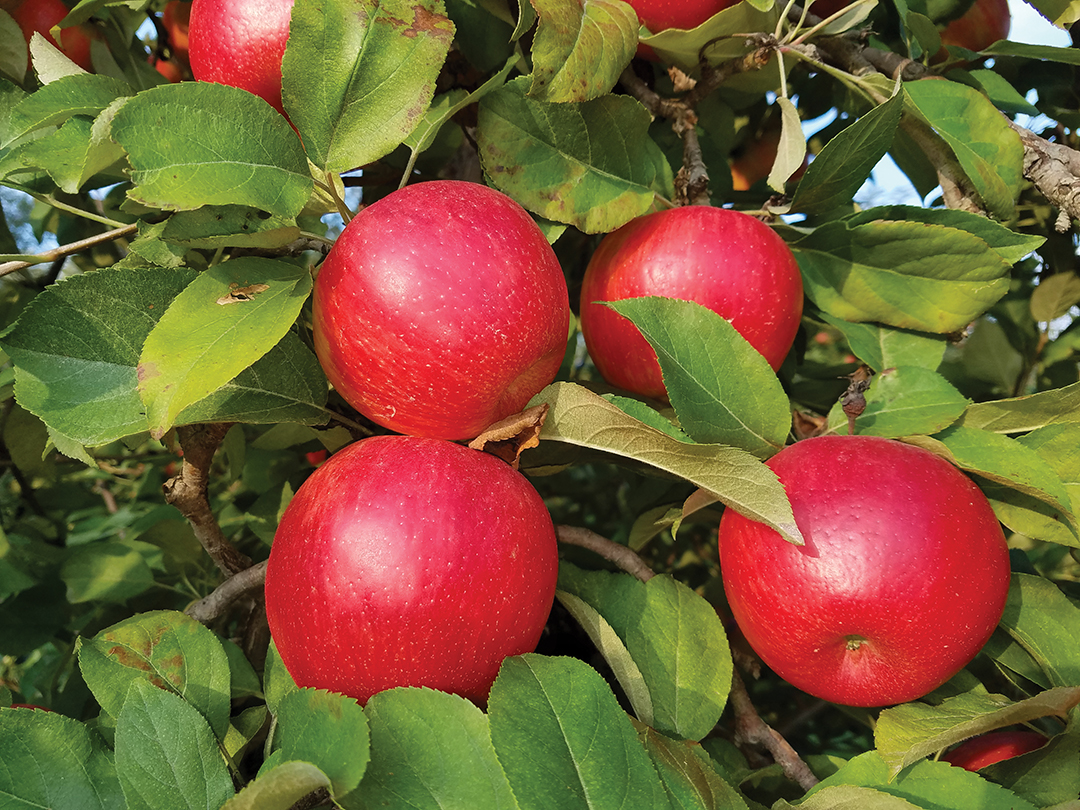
[555, 525, 656, 583]
[730, 669, 820, 791]
[0, 223, 138, 278]
[1010, 122, 1080, 231]
[186, 560, 267, 623]
[163, 422, 252, 576]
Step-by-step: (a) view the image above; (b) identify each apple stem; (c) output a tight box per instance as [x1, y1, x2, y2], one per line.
[730, 669, 820, 791]
[555, 525, 655, 583]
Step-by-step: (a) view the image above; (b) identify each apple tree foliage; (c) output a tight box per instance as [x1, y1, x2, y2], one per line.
[2, 0, 1080, 807]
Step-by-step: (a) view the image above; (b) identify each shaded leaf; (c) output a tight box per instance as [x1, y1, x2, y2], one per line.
[999, 573, 1080, 689]
[477, 76, 672, 233]
[529, 0, 637, 102]
[283, 0, 455, 173]
[5, 72, 132, 144]
[1031, 271, 1080, 322]
[957, 381, 1080, 434]
[818, 316, 947, 372]
[634, 720, 749, 810]
[114, 680, 235, 810]
[0, 706, 124, 809]
[274, 688, 369, 798]
[558, 563, 731, 742]
[488, 654, 670, 810]
[639, 1, 781, 72]
[221, 761, 333, 810]
[345, 687, 518, 810]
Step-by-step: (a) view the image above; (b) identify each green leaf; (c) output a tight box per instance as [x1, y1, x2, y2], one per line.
[999, 573, 1080, 689]
[633, 720, 749, 810]
[964, 69, 1042, 117]
[263, 640, 299, 715]
[842, 205, 1045, 265]
[901, 425, 1075, 524]
[0, 11, 26, 84]
[1, 267, 327, 447]
[818, 316, 947, 372]
[790, 217, 1011, 333]
[114, 680, 235, 810]
[825, 366, 969, 437]
[557, 563, 731, 742]
[529, 382, 802, 545]
[77, 610, 232, 740]
[979, 423, 1080, 547]
[137, 257, 312, 439]
[0, 706, 124, 809]
[904, 81, 1023, 219]
[477, 76, 673, 234]
[874, 686, 1080, 777]
[110, 82, 313, 216]
[529, 0, 637, 102]
[788, 87, 902, 214]
[221, 761, 333, 810]
[1, 112, 124, 193]
[61, 541, 156, 604]
[807, 750, 1039, 810]
[775, 785, 923, 810]
[488, 654, 670, 810]
[159, 206, 302, 250]
[4, 72, 132, 145]
[283, 0, 455, 173]
[2, 266, 197, 446]
[345, 687, 519, 810]
[606, 297, 790, 458]
[274, 688, 369, 798]
[957, 381, 1080, 434]
[1031, 271, 1080, 323]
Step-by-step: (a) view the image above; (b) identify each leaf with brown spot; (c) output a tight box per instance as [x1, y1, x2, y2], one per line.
[282, 0, 455, 173]
[76, 609, 232, 740]
[469, 403, 550, 469]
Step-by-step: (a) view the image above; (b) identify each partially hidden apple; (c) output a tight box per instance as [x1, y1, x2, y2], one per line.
[579, 205, 803, 400]
[10, 0, 97, 73]
[188, 0, 293, 114]
[626, 0, 733, 33]
[941, 730, 1048, 771]
[313, 180, 570, 441]
[162, 0, 191, 62]
[939, 0, 1011, 53]
[730, 122, 809, 191]
[264, 435, 559, 705]
[718, 435, 1011, 707]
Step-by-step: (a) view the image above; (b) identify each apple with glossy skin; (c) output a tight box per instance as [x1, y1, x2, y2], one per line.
[10, 0, 96, 73]
[313, 180, 569, 441]
[579, 205, 803, 400]
[188, 0, 293, 114]
[939, 0, 1010, 53]
[264, 435, 559, 704]
[718, 435, 1011, 707]
[941, 730, 1047, 771]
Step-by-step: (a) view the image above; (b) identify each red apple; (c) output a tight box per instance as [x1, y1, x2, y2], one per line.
[152, 56, 184, 82]
[942, 730, 1047, 771]
[188, 0, 293, 115]
[718, 435, 1011, 707]
[626, 0, 734, 33]
[7, 704, 52, 711]
[939, 0, 1010, 53]
[10, 0, 97, 73]
[579, 205, 803, 400]
[313, 180, 569, 441]
[264, 435, 559, 705]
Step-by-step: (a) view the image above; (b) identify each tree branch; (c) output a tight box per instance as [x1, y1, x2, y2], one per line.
[186, 560, 267, 624]
[163, 422, 252, 576]
[555, 525, 656, 583]
[730, 669, 820, 791]
[0, 223, 138, 278]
